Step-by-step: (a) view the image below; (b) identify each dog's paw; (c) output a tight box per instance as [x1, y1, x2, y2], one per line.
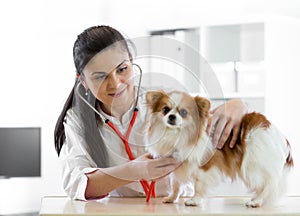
[184, 198, 202, 207]
[245, 200, 262, 208]
[162, 196, 175, 204]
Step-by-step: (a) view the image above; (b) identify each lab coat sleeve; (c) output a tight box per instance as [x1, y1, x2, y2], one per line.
[59, 109, 106, 200]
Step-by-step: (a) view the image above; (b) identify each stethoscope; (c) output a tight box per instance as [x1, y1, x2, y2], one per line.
[76, 63, 156, 202]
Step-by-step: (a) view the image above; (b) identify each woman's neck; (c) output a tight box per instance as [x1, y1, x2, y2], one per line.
[100, 95, 135, 122]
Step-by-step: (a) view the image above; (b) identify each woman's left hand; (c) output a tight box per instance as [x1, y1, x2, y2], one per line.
[206, 99, 248, 149]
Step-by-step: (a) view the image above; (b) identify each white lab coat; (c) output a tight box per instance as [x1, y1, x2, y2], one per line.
[59, 87, 185, 200]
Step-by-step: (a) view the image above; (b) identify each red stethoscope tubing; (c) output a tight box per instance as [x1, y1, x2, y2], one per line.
[105, 108, 156, 202]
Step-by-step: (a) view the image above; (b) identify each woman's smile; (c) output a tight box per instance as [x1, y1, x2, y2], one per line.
[108, 87, 126, 98]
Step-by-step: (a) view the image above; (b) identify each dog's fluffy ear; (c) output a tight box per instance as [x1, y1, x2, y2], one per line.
[146, 91, 165, 106]
[194, 96, 210, 118]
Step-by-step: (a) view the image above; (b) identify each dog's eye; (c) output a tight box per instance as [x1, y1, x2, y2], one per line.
[162, 106, 171, 115]
[179, 109, 188, 118]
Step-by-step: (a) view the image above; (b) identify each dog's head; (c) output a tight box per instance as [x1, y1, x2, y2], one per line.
[145, 90, 210, 157]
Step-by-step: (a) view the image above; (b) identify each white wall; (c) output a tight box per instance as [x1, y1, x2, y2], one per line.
[0, 0, 300, 213]
[0, 1, 46, 214]
[103, 0, 300, 36]
[264, 16, 300, 196]
[0, 0, 108, 214]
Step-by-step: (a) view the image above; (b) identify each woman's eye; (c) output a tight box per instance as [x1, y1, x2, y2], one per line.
[162, 106, 171, 115]
[179, 109, 188, 118]
[92, 72, 107, 80]
[117, 66, 128, 73]
[95, 75, 106, 80]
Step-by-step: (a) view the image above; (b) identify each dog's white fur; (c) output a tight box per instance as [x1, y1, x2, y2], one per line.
[146, 90, 293, 208]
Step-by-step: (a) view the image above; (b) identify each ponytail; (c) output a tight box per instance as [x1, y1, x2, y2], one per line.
[54, 80, 77, 156]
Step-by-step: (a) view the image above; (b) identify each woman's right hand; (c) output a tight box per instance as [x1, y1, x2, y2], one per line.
[97, 153, 180, 182]
[130, 153, 181, 181]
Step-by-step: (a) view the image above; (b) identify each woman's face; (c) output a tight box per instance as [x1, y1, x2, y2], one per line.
[82, 46, 134, 114]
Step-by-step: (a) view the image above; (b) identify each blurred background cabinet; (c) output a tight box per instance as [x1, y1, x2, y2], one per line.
[200, 22, 265, 113]
[147, 23, 265, 113]
[146, 16, 300, 118]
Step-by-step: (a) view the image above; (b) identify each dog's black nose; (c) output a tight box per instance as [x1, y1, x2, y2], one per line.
[168, 114, 176, 125]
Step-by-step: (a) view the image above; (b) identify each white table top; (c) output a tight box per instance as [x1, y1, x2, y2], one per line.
[40, 196, 300, 216]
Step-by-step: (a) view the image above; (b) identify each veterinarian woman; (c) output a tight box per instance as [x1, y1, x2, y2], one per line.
[54, 25, 248, 200]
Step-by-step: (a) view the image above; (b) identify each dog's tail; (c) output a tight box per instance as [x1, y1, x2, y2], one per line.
[268, 138, 294, 206]
[285, 139, 294, 169]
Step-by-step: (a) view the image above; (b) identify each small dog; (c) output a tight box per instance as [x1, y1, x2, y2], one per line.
[145, 90, 293, 208]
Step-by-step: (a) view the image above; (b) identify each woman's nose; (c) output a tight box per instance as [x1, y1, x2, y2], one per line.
[107, 72, 121, 88]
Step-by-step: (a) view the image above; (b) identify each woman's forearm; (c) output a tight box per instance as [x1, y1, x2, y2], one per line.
[84, 153, 181, 199]
[85, 162, 136, 199]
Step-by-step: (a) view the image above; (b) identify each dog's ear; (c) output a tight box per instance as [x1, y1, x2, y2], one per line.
[146, 91, 165, 106]
[194, 96, 210, 118]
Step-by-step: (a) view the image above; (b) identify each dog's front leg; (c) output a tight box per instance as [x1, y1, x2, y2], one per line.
[162, 173, 181, 203]
[184, 178, 206, 207]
